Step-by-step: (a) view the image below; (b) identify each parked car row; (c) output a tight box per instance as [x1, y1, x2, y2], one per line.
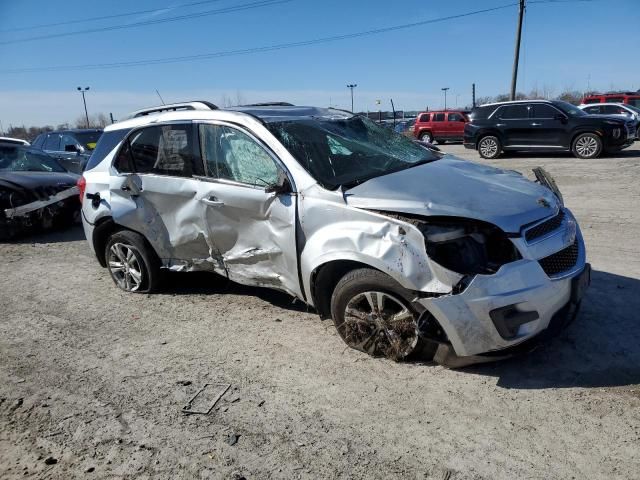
[409, 91, 639, 159]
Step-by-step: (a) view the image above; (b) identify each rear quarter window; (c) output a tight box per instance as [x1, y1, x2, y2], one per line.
[85, 128, 130, 171]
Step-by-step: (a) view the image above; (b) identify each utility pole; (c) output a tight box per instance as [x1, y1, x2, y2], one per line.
[347, 84, 357, 113]
[441, 87, 450, 110]
[77, 87, 90, 128]
[510, 0, 525, 101]
[472, 83, 476, 108]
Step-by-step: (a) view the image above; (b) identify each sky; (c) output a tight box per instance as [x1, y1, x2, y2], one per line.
[0, 0, 639, 127]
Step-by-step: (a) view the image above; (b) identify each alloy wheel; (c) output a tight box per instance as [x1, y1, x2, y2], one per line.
[479, 137, 499, 158]
[108, 242, 144, 292]
[338, 291, 418, 360]
[575, 135, 599, 158]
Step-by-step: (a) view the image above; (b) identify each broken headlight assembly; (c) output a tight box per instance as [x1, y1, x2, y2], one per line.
[419, 219, 521, 275]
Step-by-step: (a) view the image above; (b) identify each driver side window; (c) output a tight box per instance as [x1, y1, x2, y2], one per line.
[200, 124, 279, 187]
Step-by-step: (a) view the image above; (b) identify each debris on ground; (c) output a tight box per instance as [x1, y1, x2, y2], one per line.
[182, 383, 230, 415]
[226, 433, 239, 446]
[44, 457, 58, 465]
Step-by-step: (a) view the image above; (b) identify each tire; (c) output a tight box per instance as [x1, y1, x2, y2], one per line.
[105, 230, 161, 293]
[419, 131, 433, 143]
[436, 139, 447, 145]
[572, 133, 602, 159]
[477, 135, 501, 159]
[330, 268, 423, 361]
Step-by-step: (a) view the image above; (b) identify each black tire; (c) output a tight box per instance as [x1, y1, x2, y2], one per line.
[572, 133, 602, 159]
[419, 131, 433, 143]
[436, 139, 447, 145]
[477, 135, 501, 159]
[104, 230, 161, 293]
[330, 268, 424, 361]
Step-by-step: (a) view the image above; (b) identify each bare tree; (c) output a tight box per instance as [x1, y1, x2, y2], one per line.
[556, 90, 583, 105]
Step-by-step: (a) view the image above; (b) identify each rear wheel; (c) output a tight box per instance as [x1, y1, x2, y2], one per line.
[477, 135, 501, 159]
[572, 133, 602, 159]
[419, 131, 433, 143]
[330, 268, 422, 361]
[105, 230, 161, 293]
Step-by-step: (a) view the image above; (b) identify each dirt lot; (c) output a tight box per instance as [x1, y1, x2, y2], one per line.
[1, 144, 639, 479]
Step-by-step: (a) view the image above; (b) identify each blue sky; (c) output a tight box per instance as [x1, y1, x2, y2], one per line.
[0, 0, 638, 126]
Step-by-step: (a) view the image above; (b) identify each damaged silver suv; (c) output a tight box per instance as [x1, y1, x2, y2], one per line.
[80, 101, 590, 366]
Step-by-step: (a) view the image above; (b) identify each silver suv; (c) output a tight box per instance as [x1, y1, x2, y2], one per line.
[79, 101, 590, 366]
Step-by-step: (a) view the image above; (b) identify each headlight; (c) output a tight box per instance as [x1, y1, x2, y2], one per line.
[419, 220, 521, 275]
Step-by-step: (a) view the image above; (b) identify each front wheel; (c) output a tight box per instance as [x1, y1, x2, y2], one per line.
[419, 131, 433, 143]
[330, 268, 422, 361]
[477, 135, 501, 159]
[105, 230, 161, 293]
[572, 133, 602, 159]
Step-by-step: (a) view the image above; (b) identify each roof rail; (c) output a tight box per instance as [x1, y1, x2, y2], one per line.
[127, 100, 218, 119]
[239, 102, 295, 107]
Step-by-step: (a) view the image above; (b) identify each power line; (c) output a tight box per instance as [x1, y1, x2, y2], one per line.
[0, 3, 518, 74]
[0, 0, 231, 33]
[0, 0, 292, 45]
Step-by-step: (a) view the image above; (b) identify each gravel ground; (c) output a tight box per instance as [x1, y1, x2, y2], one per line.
[1, 144, 639, 479]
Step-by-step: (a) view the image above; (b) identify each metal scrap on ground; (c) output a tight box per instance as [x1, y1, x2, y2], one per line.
[182, 383, 231, 415]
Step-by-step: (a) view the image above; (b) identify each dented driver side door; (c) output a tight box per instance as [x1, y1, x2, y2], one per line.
[197, 122, 301, 297]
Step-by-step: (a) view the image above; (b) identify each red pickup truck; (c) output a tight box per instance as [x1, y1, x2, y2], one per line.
[413, 110, 469, 143]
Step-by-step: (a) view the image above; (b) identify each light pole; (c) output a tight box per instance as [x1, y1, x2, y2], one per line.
[77, 87, 90, 128]
[441, 87, 450, 110]
[347, 84, 357, 113]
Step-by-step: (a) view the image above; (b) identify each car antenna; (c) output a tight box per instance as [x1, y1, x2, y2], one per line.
[155, 89, 166, 105]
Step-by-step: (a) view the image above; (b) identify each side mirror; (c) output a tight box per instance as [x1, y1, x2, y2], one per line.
[554, 113, 568, 124]
[64, 144, 85, 153]
[265, 170, 292, 195]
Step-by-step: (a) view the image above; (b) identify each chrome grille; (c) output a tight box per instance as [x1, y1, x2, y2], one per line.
[525, 210, 565, 243]
[538, 240, 579, 277]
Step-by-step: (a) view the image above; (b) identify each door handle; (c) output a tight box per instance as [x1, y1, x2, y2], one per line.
[201, 196, 224, 207]
[531, 122, 542, 126]
[496, 123, 506, 127]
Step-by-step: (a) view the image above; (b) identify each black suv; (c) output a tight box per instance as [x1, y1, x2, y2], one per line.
[31, 129, 103, 173]
[464, 100, 635, 159]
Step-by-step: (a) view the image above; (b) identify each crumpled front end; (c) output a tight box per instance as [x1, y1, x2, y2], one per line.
[0, 183, 80, 239]
[418, 207, 589, 363]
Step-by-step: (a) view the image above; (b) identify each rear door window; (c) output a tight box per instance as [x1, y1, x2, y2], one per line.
[118, 124, 204, 177]
[432, 113, 445, 122]
[499, 105, 530, 119]
[531, 104, 559, 119]
[87, 128, 130, 171]
[44, 134, 60, 151]
[584, 106, 601, 114]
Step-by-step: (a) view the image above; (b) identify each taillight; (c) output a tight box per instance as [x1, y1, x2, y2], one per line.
[77, 176, 86, 204]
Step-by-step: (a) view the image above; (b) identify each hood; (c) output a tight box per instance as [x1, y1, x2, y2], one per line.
[581, 114, 629, 123]
[345, 156, 559, 233]
[0, 171, 79, 191]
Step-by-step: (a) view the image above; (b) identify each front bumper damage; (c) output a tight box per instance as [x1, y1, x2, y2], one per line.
[417, 225, 589, 367]
[0, 186, 79, 239]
